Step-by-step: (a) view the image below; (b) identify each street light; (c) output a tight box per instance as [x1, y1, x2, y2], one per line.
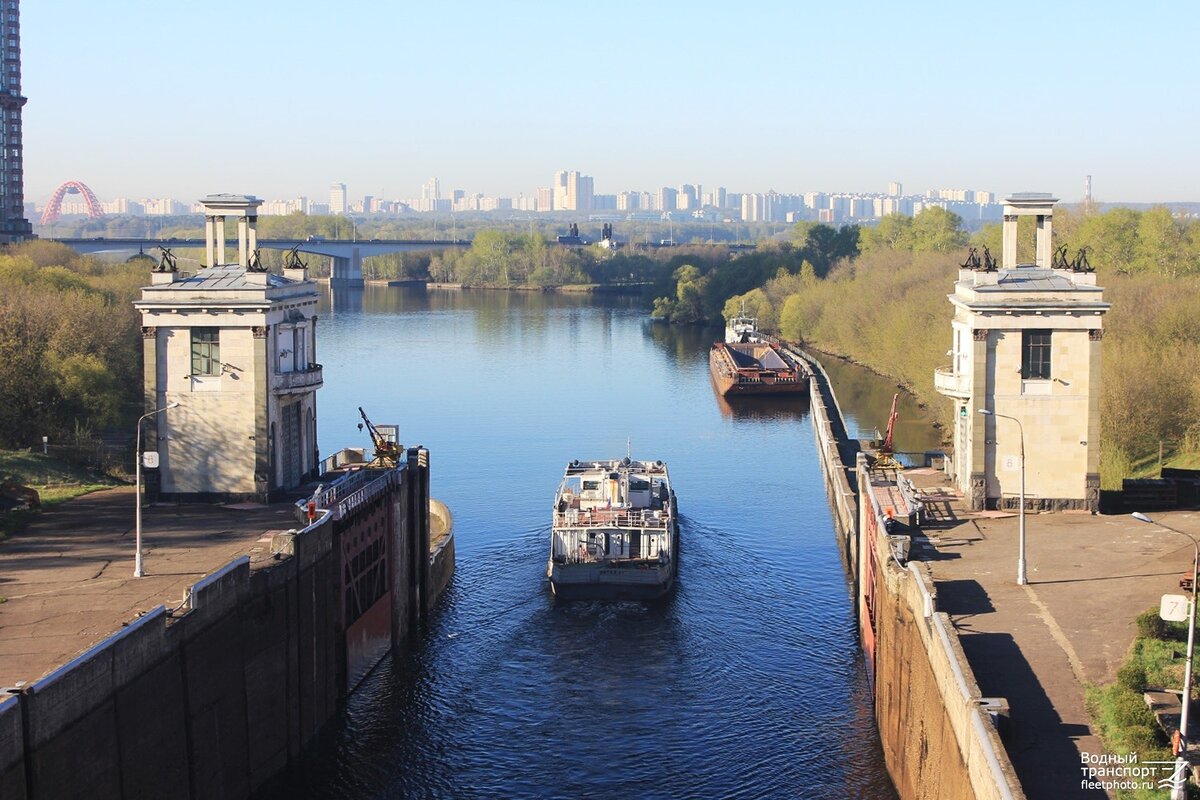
[1132, 512, 1198, 800]
[979, 408, 1027, 585]
[134, 402, 178, 578]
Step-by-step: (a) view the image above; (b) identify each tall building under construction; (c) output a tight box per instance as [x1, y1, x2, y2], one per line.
[0, 0, 30, 242]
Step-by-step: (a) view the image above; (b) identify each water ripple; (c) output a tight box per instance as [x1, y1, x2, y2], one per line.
[265, 290, 896, 800]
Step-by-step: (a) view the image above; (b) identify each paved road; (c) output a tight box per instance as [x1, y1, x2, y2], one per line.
[908, 466, 1199, 799]
[0, 487, 301, 687]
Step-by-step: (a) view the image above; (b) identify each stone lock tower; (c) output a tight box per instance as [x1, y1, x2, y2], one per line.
[934, 193, 1109, 512]
[134, 194, 323, 502]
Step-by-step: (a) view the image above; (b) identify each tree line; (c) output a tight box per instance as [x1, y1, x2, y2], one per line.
[659, 204, 1200, 487]
[0, 242, 143, 450]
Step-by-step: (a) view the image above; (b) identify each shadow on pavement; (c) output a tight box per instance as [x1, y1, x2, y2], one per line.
[959, 631, 1108, 800]
[936, 579, 996, 617]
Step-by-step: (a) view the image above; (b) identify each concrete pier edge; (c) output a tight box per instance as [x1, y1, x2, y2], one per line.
[792, 344, 1025, 800]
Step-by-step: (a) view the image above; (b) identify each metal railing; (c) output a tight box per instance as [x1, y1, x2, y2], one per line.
[554, 507, 671, 529]
[295, 464, 403, 522]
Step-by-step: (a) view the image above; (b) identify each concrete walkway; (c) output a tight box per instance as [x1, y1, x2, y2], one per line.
[0, 487, 303, 687]
[906, 466, 1198, 799]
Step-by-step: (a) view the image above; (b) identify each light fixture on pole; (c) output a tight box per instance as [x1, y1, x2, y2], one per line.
[979, 408, 1026, 585]
[1132, 512, 1198, 800]
[134, 402, 179, 578]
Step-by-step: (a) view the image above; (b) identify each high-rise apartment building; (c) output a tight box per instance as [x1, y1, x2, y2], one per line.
[679, 184, 697, 211]
[551, 170, 594, 212]
[329, 182, 347, 215]
[422, 177, 440, 202]
[888, 181, 903, 197]
[570, 172, 593, 213]
[657, 187, 678, 214]
[0, 0, 30, 242]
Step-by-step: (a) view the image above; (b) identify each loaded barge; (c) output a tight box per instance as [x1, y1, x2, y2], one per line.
[547, 457, 678, 600]
[709, 313, 809, 397]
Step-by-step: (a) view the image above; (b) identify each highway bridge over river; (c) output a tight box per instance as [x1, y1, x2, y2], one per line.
[51, 237, 471, 286]
[51, 236, 758, 286]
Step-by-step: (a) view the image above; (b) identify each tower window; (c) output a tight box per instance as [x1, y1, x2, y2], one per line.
[191, 327, 220, 375]
[1021, 330, 1051, 380]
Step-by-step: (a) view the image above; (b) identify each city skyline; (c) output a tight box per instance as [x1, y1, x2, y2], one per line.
[43, 174, 1008, 227]
[20, 2, 1200, 204]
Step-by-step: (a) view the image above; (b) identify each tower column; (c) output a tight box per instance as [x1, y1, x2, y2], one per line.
[247, 215, 258, 257]
[1036, 214, 1053, 267]
[215, 216, 227, 265]
[237, 215, 248, 266]
[968, 328, 990, 510]
[205, 216, 216, 267]
[1002, 214, 1018, 269]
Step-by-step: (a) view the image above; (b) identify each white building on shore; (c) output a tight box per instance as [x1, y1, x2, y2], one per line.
[935, 193, 1109, 512]
[134, 194, 323, 502]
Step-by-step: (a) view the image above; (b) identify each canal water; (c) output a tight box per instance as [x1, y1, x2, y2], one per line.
[276, 285, 939, 800]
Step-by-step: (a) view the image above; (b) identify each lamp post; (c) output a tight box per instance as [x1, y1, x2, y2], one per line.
[1132, 512, 1198, 800]
[979, 409, 1026, 585]
[134, 402, 178, 578]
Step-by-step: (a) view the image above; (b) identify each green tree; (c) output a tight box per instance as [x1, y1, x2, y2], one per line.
[779, 293, 810, 342]
[907, 207, 968, 252]
[860, 214, 913, 253]
[1068, 207, 1140, 274]
[1134, 206, 1188, 276]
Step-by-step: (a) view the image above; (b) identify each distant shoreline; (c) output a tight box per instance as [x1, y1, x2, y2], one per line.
[317, 277, 647, 295]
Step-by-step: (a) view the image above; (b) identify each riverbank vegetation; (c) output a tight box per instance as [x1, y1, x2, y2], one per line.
[1086, 609, 1192, 799]
[651, 206, 1200, 487]
[0, 241, 143, 451]
[0, 449, 118, 540]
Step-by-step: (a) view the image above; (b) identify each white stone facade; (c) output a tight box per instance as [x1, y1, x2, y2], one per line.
[935, 195, 1109, 511]
[134, 195, 323, 502]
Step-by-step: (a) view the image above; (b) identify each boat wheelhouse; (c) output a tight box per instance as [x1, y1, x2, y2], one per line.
[547, 457, 678, 600]
[725, 313, 761, 344]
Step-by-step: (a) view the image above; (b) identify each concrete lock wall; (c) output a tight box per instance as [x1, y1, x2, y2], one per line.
[800, 348, 1023, 800]
[870, 543, 1024, 800]
[858, 458, 1024, 800]
[0, 456, 448, 800]
[4, 516, 341, 800]
[793, 349, 858, 571]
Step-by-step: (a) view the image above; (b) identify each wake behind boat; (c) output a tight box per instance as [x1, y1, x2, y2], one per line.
[547, 457, 678, 600]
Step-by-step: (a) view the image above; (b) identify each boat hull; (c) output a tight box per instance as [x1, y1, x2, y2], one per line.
[548, 565, 675, 601]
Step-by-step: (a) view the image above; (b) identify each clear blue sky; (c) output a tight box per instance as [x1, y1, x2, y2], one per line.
[22, 1, 1200, 204]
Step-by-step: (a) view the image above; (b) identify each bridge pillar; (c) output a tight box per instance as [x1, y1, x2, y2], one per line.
[329, 247, 364, 287]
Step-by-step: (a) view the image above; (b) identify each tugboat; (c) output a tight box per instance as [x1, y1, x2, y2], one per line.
[547, 457, 678, 600]
[709, 313, 809, 397]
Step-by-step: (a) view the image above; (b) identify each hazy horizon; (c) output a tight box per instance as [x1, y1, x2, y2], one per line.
[21, 1, 1199, 205]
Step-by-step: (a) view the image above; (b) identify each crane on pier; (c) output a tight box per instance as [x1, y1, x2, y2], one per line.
[357, 406, 401, 468]
[873, 393, 904, 471]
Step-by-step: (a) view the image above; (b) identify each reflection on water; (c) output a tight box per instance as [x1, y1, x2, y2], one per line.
[643, 318, 720, 368]
[710, 377, 813, 421]
[816, 352, 944, 456]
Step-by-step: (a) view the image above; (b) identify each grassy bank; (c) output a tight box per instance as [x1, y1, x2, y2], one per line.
[0, 450, 120, 540]
[1086, 610, 1196, 799]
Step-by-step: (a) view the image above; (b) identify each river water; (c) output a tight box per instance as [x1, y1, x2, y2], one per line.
[274, 285, 940, 800]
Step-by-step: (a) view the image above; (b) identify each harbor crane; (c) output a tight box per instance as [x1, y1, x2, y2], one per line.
[357, 406, 401, 468]
[873, 393, 904, 471]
